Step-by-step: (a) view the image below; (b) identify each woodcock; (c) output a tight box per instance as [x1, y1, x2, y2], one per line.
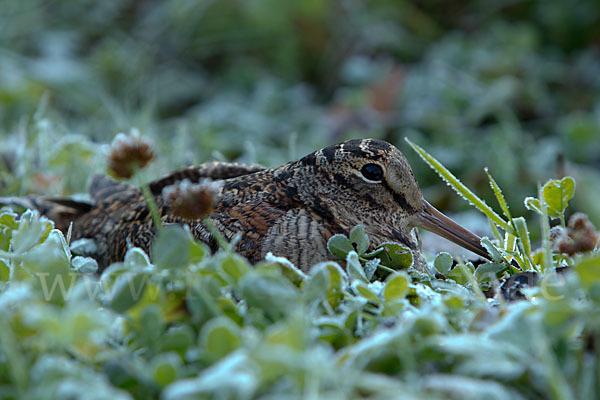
[3, 139, 489, 271]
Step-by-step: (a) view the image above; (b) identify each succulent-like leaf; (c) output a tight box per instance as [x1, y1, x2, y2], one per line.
[373, 242, 413, 269]
[480, 237, 503, 263]
[349, 225, 370, 255]
[327, 234, 354, 260]
[151, 224, 190, 269]
[352, 281, 379, 303]
[474, 262, 508, 283]
[200, 317, 242, 361]
[346, 251, 368, 283]
[434, 252, 453, 276]
[383, 272, 410, 302]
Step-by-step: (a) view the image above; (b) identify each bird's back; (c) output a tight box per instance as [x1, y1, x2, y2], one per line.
[67, 160, 327, 269]
[69, 162, 272, 268]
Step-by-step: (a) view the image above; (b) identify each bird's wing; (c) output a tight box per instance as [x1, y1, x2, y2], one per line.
[149, 162, 266, 195]
[88, 174, 136, 204]
[0, 196, 93, 233]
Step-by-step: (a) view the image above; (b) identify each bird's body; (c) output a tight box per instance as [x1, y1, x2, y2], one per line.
[2, 139, 488, 271]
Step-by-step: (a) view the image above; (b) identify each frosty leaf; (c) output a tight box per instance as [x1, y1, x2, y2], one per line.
[346, 251, 368, 283]
[327, 234, 354, 259]
[72, 256, 98, 274]
[152, 224, 190, 269]
[383, 272, 410, 302]
[512, 217, 531, 255]
[434, 252, 453, 276]
[485, 168, 512, 220]
[474, 263, 508, 283]
[542, 177, 575, 219]
[373, 242, 413, 269]
[349, 225, 370, 255]
[11, 210, 53, 255]
[524, 197, 541, 214]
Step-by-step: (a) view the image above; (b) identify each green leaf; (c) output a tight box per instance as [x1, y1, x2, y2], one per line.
[11, 210, 53, 254]
[474, 263, 508, 283]
[105, 272, 149, 313]
[542, 177, 576, 218]
[303, 262, 348, 307]
[350, 225, 370, 255]
[0, 260, 9, 281]
[151, 353, 181, 387]
[23, 230, 74, 303]
[575, 255, 600, 291]
[327, 234, 354, 259]
[512, 217, 531, 255]
[374, 242, 413, 269]
[447, 264, 472, 285]
[406, 138, 510, 232]
[238, 271, 299, 320]
[264, 253, 307, 287]
[434, 252, 453, 275]
[0, 211, 19, 230]
[524, 197, 542, 214]
[346, 251, 368, 283]
[364, 259, 379, 281]
[352, 281, 379, 303]
[189, 239, 209, 263]
[187, 275, 223, 320]
[200, 317, 241, 361]
[124, 247, 153, 269]
[161, 325, 195, 355]
[302, 264, 329, 303]
[151, 224, 190, 269]
[383, 272, 410, 302]
[480, 238, 503, 263]
[485, 168, 512, 220]
[220, 254, 251, 284]
[71, 256, 98, 274]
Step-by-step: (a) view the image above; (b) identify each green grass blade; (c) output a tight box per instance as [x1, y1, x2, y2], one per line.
[489, 219, 503, 242]
[405, 138, 510, 232]
[485, 168, 512, 220]
[505, 232, 516, 253]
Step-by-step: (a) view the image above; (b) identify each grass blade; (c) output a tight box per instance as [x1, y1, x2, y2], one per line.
[485, 168, 512, 220]
[405, 138, 510, 232]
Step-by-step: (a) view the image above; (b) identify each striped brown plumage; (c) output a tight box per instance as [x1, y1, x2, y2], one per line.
[2, 139, 489, 271]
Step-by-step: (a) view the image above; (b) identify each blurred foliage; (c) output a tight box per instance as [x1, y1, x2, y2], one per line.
[0, 183, 598, 399]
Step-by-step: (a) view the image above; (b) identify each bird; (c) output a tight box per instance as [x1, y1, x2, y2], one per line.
[1, 139, 489, 271]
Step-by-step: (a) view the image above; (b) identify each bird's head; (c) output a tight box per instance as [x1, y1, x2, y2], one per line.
[295, 138, 489, 260]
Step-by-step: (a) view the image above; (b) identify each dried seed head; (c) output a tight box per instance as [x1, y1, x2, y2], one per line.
[554, 212, 599, 256]
[163, 179, 221, 220]
[107, 130, 155, 179]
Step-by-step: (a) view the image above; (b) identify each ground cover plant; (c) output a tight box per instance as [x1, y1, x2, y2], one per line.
[0, 133, 598, 399]
[1, 0, 600, 399]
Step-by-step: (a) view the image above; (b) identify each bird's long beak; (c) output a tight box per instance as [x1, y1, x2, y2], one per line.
[414, 200, 490, 260]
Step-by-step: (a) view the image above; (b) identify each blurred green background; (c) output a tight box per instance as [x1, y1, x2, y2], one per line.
[1, 0, 599, 227]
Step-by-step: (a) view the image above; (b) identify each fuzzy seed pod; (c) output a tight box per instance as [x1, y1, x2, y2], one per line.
[554, 213, 599, 256]
[162, 179, 221, 220]
[107, 130, 155, 179]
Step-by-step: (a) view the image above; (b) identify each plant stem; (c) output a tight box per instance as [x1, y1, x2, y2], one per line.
[202, 217, 229, 250]
[140, 181, 163, 231]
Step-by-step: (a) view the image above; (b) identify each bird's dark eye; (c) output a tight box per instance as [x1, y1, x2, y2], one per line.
[360, 163, 384, 182]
